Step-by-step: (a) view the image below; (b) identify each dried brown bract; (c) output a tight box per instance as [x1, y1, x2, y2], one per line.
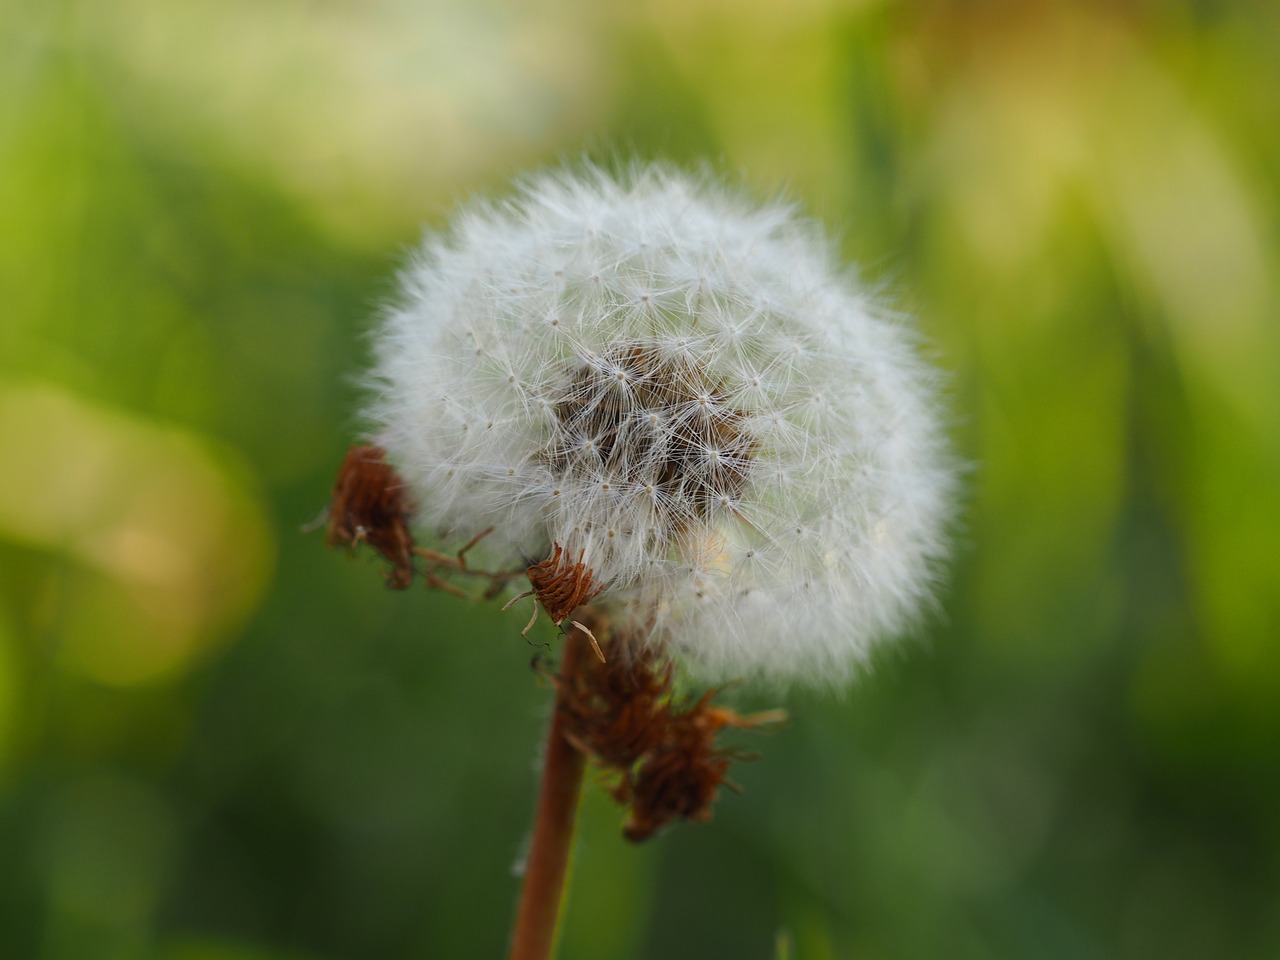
[622, 694, 736, 842]
[505, 544, 607, 653]
[621, 698, 786, 842]
[558, 640, 673, 775]
[527, 543, 603, 626]
[326, 444, 416, 589]
[553, 625, 785, 842]
[323, 449, 524, 595]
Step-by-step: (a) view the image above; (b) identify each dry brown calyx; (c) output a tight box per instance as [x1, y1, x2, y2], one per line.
[552, 622, 786, 843]
[326, 444, 417, 589]
[325, 445, 522, 597]
[521, 543, 603, 626]
[504, 543, 607, 660]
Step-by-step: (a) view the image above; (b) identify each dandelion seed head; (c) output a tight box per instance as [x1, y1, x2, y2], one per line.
[366, 164, 955, 686]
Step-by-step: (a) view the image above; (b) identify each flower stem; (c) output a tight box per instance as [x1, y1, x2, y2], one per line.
[509, 620, 591, 960]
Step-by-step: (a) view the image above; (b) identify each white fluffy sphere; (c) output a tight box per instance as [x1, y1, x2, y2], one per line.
[366, 165, 955, 686]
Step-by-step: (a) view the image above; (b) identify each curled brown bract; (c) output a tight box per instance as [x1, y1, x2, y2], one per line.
[526, 543, 603, 626]
[323, 446, 525, 596]
[326, 444, 416, 589]
[551, 624, 785, 842]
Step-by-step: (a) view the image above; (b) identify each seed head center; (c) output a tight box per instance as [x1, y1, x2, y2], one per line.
[548, 345, 756, 526]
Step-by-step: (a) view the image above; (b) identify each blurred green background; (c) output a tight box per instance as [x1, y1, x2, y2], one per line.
[2, 0, 1278, 957]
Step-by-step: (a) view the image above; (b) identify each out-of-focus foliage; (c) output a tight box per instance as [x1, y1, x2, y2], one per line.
[2, 0, 1277, 957]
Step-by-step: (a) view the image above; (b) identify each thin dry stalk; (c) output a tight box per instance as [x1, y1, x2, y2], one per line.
[508, 620, 593, 960]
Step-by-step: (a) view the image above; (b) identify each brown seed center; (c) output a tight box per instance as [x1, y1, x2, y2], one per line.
[546, 345, 756, 529]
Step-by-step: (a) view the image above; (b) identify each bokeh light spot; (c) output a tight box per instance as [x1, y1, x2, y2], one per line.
[0, 382, 274, 686]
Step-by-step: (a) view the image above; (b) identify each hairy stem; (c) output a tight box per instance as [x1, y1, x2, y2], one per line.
[508, 620, 591, 960]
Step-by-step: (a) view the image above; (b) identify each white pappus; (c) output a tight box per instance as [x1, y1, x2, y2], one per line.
[365, 164, 956, 686]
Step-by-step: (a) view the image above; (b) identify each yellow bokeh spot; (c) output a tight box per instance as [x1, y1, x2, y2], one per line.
[0, 382, 274, 686]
